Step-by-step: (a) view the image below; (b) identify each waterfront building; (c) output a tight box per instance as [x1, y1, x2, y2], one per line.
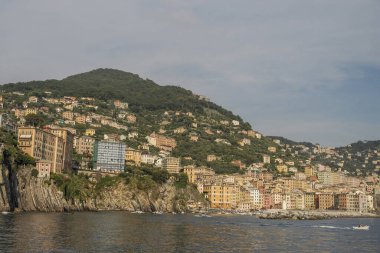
[18, 127, 64, 173]
[93, 140, 126, 171]
[203, 183, 240, 209]
[304, 192, 316, 210]
[316, 192, 334, 210]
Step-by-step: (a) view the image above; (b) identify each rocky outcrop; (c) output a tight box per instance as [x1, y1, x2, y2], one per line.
[0, 166, 209, 213]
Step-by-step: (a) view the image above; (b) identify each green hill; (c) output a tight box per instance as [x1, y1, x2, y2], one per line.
[2, 68, 242, 122]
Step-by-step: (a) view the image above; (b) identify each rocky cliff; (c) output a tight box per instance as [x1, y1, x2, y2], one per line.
[0, 165, 208, 213]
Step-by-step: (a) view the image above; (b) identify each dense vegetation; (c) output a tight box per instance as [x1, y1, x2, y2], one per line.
[49, 166, 172, 201]
[0, 129, 35, 166]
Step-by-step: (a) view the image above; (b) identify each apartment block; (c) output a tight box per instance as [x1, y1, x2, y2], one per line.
[75, 136, 95, 155]
[47, 127, 74, 173]
[18, 127, 64, 173]
[203, 184, 240, 209]
[162, 157, 181, 174]
[317, 192, 334, 210]
[93, 141, 126, 171]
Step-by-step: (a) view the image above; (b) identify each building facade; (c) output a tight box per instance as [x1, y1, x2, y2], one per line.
[18, 127, 64, 173]
[93, 140, 126, 171]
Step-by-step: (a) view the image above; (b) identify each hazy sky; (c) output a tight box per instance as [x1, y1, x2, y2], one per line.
[1, 0, 379, 146]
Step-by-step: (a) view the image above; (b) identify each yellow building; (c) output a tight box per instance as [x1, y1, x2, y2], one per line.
[85, 128, 96, 136]
[183, 166, 215, 183]
[304, 166, 314, 177]
[18, 127, 64, 173]
[25, 108, 38, 116]
[75, 115, 86, 124]
[277, 165, 288, 173]
[125, 148, 142, 165]
[62, 111, 74, 120]
[304, 192, 316, 210]
[203, 184, 240, 209]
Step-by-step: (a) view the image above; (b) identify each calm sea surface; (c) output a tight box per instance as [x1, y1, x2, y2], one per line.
[0, 212, 378, 253]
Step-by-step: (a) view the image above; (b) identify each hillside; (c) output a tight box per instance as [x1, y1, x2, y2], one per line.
[1, 68, 276, 174]
[2, 68, 241, 121]
[1, 68, 378, 177]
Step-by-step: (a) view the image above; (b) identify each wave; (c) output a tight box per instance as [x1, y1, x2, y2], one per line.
[313, 225, 351, 230]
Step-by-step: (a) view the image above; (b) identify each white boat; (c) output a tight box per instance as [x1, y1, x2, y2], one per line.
[353, 225, 369, 230]
[1, 211, 10, 215]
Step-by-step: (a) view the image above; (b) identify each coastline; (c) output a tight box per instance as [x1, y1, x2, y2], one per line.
[255, 209, 380, 220]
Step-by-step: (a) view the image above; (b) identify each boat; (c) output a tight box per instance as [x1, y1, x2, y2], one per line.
[353, 225, 369, 230]
[1, 211, 10, 215]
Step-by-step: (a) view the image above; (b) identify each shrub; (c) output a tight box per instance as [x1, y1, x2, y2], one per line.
[31, 169, 39, 178]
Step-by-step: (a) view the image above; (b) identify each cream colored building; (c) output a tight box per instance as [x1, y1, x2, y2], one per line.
[18, 127, 64, 173]
[162, 157, 181, 174]
[125, 148, 142, 165]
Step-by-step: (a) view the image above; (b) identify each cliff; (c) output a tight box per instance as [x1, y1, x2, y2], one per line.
[0, 166, 208, 213]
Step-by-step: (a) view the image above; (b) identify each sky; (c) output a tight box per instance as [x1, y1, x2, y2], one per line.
[0, 0, 379, 147]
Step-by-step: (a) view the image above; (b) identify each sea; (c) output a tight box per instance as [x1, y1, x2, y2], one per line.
[0, 212, 378, 253]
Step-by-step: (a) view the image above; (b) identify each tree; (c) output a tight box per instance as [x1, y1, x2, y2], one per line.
[24, 113, 49, 127]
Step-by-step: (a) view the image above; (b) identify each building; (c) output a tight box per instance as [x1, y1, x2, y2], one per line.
[75, 136, 95, 155]
[93, 141, 126, 171]
[183, 166, 215, 183]
[85, 128, 96, 136]
[28, 96, 38, 103]
[36, 161, 52, 178]
[114, 100, 128, 109]
[203, 184, 240, 209]
[162, 157, 181, 174]
[262, 154, 271, 164]
[75, 115, 86, 124]
[317, 171, 332, 185]
[18, 127, 64, 173]
[304, 192, 316, 210]
[62, 111, 74, 120]
[146, 133, 176, 151]
[277, 165, 288, 173]
[125, 148, 142, 165]
[305, 166, 314, 177]
[47, 127, 74, 173]
[317, 192, 334, 210]
[141, 153, 156, 164]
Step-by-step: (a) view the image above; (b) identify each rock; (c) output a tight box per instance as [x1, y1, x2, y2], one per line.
[0, 167, 209, 213]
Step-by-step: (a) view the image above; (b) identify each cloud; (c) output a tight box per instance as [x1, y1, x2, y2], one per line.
[0, 0, 379, 146]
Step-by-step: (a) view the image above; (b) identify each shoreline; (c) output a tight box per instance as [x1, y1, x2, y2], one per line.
[2, 208, 380, 220]
[255, 209, 380, 220]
